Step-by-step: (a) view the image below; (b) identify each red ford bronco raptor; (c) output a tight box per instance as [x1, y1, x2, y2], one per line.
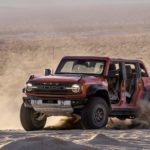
[20, 56, 150, 131]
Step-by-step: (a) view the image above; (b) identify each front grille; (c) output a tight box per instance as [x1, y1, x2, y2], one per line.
[28, 82, 75, 95]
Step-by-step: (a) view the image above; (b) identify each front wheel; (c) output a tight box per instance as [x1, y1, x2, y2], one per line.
[81, 97, 109, 129]
[20, 103, 47, 131]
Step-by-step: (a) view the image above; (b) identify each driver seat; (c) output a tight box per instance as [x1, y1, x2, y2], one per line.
[125, 65, 135, 102]
[108, 64, 119, 102]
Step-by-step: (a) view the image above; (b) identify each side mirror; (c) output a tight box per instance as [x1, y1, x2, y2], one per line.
[44, 69, 51, 76]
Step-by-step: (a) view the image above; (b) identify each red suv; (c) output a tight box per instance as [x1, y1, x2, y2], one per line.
[20, 56, 150, 131]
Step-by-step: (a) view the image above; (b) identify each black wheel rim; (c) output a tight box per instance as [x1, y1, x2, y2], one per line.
[94, 107, 104, 123]
[31, 110, 45, 128]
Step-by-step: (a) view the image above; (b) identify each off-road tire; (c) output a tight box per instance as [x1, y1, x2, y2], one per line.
[81, 97, 109, 129]
[20, 103, 47, 131]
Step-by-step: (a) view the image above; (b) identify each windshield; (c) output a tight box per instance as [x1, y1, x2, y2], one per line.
[56, 59, 105, 75]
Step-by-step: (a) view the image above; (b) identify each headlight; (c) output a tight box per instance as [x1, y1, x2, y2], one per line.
[71, 84, 81, 93]
[65, 84, 81, 93]
[26, 83, 33, 92]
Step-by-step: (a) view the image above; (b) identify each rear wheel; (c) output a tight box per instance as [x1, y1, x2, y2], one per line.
[20, 103, 47, 131]
[81, 97, 109, 129]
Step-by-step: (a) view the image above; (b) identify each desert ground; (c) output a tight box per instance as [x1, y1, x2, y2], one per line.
[0, 129, 150, 150]
[0, 0, 150, 149]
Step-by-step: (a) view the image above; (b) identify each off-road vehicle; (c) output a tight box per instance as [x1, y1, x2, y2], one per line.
[20, 56, 150, 131]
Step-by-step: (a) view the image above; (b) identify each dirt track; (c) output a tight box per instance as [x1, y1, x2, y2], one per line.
[0, 129, 150, 150]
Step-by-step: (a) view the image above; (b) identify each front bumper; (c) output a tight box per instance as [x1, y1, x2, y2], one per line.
[23, 97, 86, 116]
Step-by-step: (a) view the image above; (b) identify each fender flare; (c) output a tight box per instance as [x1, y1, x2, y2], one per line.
[86, 85, 111, 108]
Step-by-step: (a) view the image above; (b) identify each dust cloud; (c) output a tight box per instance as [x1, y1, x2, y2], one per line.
[131, 99, 150, 129]
[0, 50, 52, 129]
[107, 99, 150, 129]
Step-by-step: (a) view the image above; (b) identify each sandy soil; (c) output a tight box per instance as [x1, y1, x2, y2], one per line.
[0, 129, 150, 150]
[0, 1, 150, 149]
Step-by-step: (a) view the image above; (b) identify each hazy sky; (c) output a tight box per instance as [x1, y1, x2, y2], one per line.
[0, 0, 150, 38]
[0, 0, 149, 7]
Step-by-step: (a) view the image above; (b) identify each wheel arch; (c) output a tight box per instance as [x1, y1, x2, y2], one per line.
[86, 85, 111, 109]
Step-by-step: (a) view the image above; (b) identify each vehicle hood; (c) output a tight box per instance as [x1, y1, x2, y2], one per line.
[29, 75, 81, 83]
[28, 74, 107, 86]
